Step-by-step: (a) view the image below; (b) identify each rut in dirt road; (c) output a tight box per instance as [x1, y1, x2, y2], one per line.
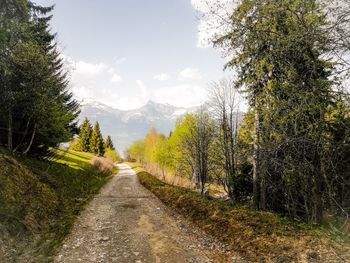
[55, 163, 219, 263]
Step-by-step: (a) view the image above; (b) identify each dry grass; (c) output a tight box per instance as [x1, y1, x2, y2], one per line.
[139, 163, 227, 196]
[91, 157, 115, 175]
[141, 163, 194, 188]
[138, 170, 350, 263]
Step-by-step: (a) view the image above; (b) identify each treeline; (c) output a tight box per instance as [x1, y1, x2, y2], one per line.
[71, 117, 116, 157]
[128, 0, 350, 225]
[0, 1, 79, 157]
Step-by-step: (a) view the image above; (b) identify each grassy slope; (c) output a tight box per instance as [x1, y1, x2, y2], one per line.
[136, 168, 350, 263]
[0, 148, 115, 263]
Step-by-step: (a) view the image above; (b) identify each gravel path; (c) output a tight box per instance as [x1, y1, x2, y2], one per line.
[54, 163, 225, 263]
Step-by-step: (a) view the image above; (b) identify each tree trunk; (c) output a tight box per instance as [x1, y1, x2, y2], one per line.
[312, 151, 323, 224]
[23, 123, 36, 155]
[162, 167, 165, 181]
[7, 107, 13, 152]
[253, 107, 260, 210]
[14, 117, 31, 152]
[260, 172, 266, 210]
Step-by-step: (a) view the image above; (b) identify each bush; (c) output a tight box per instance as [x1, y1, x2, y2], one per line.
[104, 148, 121, 163]
[91, 157, 115, 175]
[69, 138, 81, 151]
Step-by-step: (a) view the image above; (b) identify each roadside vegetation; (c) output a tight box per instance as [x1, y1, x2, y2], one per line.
[0, 148, 116, 262]
[71, 117, 122, 162]
[127, 0, 350, 233]
[137, 168, 350, 262]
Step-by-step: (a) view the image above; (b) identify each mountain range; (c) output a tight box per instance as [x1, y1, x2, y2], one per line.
[79, 100, 198, 155]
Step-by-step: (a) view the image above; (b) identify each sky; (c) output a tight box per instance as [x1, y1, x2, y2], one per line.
[34, 0, 235, 110]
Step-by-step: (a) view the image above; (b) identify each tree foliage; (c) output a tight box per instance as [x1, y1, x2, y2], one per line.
[128, 0, 350, 225]
[105, 135, 114, 150]
[127, 110, 216, 194]
[211, 0, 350, 223]
[0, 0, 79, 156]
[89, 122, 105, 156]
[78, 118, 92, 152]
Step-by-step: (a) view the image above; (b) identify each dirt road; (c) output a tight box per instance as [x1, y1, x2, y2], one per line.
[54, 163, 222, 263]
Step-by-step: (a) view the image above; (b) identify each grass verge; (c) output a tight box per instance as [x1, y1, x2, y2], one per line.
[0, 148, 116, 262]
[137, 169, 350, 263]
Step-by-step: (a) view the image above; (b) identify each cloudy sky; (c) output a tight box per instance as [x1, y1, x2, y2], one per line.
[34, 0, 234, 110]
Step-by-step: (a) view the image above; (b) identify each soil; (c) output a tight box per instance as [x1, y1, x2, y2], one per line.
[54, 164, 235, 263]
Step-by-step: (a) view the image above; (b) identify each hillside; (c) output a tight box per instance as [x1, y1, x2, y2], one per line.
[0, 148, 115, 262]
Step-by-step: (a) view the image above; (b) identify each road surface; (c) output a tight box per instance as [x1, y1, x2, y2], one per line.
[54, 163, 223, 263]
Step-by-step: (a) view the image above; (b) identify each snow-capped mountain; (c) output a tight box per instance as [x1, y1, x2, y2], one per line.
[79, 100, 197, 155]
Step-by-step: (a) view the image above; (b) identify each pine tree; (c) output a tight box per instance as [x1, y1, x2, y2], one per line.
[90, 122, 105, 156]
[0, 1, 79, 156]
[105, 135, 114, 150]
[213, 0, 337, 223]
[78, 118, 92, 152]
[24, 1, 79, 156]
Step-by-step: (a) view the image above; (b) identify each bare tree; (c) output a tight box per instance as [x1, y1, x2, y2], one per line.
[209, 78, 243, 201]
[180, 107, 216, 194]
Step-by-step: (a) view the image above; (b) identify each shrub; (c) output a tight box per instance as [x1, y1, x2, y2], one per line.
[104, 148, 121, 163]
[69, 138, 82, 151]
[91, 157, 114, 175]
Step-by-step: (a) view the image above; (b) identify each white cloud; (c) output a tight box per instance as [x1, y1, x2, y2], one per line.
[62, 56, 129, 108]
[153, 73, 170, 81]
[111, 73, 122, 83]
[153, 84, 207, 107]
[75, 61, 108, 76]
[191, 0, 212, 13]
[113, 96, 145, 110]
[72, 86, 92, 99]
[136, 80, 148, 99]
[178, 67, 202, 80]
[72, 60, 123, 82]
[191, 0, 237, 48]
[63, 56, 211, 111]
[115, 57, 127, 65]
[106, 67, 122, 82]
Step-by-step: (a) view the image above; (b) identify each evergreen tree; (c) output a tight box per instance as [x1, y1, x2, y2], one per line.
[213, 0, 342, 223]
[24, 1, 79, 155]
[90, 122, 105, 156]
[78, 118, 92, 152]
[0, 0, 29, 152]
[0, 0, 79, 156]
[105, 135, 114, 150]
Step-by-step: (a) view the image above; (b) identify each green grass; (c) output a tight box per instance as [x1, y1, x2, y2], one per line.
[103, 148, 122, 163]
[0, 148, 115, 262]
[51, 149, 96, 169]
[137, 168, 350, 262]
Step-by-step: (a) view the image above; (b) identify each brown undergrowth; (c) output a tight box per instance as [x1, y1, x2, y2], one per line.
[137, 169, 350, 263]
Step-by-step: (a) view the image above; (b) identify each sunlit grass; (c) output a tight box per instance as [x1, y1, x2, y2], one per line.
[50, 149, 95, 170]
[0, 148, 115, 262]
